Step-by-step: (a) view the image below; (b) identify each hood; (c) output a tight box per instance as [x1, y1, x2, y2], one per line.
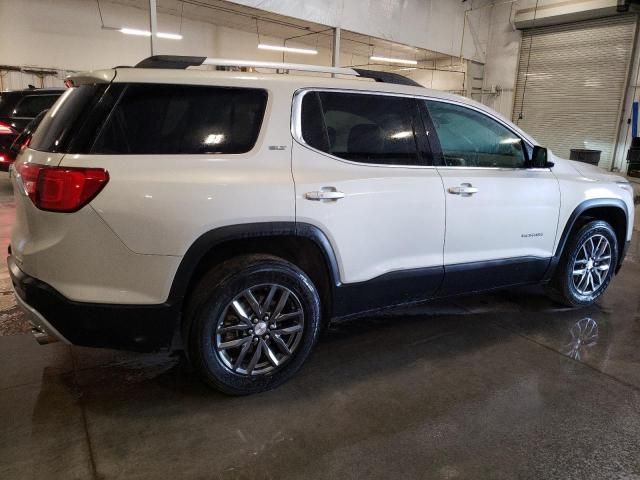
[565, 159, 627, 183]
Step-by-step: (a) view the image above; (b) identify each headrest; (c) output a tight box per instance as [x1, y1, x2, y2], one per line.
[348, 124, 384, 154]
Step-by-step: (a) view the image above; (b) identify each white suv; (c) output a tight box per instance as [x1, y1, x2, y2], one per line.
[8, 56, 635, 394]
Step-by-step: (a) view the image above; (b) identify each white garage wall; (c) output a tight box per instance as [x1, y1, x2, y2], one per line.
[0, 0, 214, 72]
[0, 0, 320, 71]
[405, 59, 467, 93]
[0, 0, 466, 92]
[481, 1, 521, 118]
[226, 0, 494, 63]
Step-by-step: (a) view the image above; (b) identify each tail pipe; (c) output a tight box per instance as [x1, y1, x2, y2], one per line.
[30, 323, 59, 345]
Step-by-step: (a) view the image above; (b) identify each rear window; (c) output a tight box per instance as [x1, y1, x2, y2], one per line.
[12, 94, 60, 118]
[0, 92, 22, 118]
[91, 84, 267, 155]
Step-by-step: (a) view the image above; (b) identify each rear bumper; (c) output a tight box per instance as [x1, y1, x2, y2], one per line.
[13, 282, 71, 345]
[8, 255, 178, 351]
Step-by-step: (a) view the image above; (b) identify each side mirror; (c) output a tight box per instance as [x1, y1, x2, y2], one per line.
[531, 146, 554, 168]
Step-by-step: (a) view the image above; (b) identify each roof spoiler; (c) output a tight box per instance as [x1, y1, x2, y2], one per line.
[134, 56, 422, 87]
[66, 69, 117, 87]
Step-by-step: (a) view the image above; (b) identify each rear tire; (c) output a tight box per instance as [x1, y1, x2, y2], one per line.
[546, 220, 618, 307]
[185, 255, 321, 395]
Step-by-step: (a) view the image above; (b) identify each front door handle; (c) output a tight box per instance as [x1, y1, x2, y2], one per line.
[305, 187, 345, 202]
[448, 183, 478, 197]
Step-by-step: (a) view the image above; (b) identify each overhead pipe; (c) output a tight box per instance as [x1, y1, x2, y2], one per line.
[149, 0, 158, 55]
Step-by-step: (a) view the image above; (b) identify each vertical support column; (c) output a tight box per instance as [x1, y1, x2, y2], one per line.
[332, 27, 341, 68]
[612, 17, 639, 171]
[149, 0, 158, 56]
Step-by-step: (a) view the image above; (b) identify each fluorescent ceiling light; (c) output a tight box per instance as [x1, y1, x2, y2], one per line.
[120, 27, 150, 36]
[157, 32, 183, 40]
[258, 44, 318, 55]
[370, 55, 417, 65]
[119, 28, 182, 40]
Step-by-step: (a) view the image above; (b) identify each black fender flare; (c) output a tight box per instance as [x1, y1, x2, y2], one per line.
[543, 198, 629, 280]
[166, 222, 342, 306]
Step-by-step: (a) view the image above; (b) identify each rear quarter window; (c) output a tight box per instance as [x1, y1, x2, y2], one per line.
[30, 85, 107, 153]
[91, 84, 268, 155]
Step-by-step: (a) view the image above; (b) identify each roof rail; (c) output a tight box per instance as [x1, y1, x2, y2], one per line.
[135, 55, 358, 76]
[134, 56, 422, 87]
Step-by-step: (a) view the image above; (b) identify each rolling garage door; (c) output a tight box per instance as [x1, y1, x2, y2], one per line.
[513, 15, 637, 170]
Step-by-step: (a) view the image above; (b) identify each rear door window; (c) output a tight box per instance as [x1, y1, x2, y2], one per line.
[12, 94, 61, 118]
[300, 91, 429, 166]
[91, 85, 267, 155]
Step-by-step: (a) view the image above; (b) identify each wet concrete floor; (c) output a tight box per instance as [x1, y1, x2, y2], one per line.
[1, 173, 639, 479]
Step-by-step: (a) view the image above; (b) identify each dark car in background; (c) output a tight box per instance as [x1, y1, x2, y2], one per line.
[5, 110, 49, 166]
[0, 87, 63, 170]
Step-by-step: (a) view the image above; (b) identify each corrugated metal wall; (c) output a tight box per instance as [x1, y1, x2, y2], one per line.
[0, 69, 68, 91]
[513, 15, 637, 169]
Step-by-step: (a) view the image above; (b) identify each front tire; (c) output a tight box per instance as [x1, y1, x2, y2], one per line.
[185, 255, 321, 395]
[547, 220, 618, 307]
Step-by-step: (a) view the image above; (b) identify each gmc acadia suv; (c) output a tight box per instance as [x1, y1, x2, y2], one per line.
[8, 56, 635, 395]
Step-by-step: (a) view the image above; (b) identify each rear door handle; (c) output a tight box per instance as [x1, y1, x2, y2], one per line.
[448, 183, 478, 197]
[304, 187, 345, 202]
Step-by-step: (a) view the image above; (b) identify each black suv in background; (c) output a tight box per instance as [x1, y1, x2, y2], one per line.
[0, 87, 63, 170]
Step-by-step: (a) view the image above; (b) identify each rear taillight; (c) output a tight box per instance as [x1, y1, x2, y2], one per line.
[16, 162, 109, 213]
[0, 121, 16, 135]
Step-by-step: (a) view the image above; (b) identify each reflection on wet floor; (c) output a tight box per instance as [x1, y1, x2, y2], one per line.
[563, 317, 598, 360]
[1, 174, 640, 479]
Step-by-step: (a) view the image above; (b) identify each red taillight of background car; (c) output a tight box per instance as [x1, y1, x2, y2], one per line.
[16, 162, 109, 212]
[0, 121, 17, 135]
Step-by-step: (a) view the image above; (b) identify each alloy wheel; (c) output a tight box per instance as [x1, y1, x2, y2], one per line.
[572, 234, 612, 296]
[214, 284, 305, 376]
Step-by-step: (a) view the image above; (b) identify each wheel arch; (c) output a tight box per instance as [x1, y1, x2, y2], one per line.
[545, 198, 629, 280]
[167, 222, 341, 320]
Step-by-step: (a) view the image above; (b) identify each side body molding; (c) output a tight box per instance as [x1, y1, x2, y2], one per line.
[167, 222, 443, 319]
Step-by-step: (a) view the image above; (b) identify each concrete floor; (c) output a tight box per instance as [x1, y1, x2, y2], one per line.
[1, 173, 639, 480]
